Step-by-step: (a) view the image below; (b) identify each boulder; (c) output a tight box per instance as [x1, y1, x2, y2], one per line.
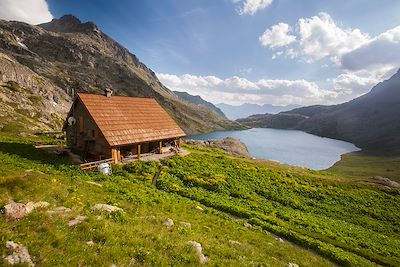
[163, 218, 174, 227]
[187, 241, 208, 264]
[185, 137, 250, 157]
[179, 222, 192, 229]
[370, 176, 400, 188]
[92, 204, 123, 213]
[4, 241, 34, 266]
[4, 200, 49, 220]
[68, 215, 87, 227]
[243, 222, 252, 229]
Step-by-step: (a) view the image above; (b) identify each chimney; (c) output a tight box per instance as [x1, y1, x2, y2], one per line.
[104, 88, 113, 97]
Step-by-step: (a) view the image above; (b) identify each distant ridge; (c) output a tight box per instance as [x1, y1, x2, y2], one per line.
[173, 91, 227, 119]
[238, 69, 400, 152]
[217, 103, 302, 120]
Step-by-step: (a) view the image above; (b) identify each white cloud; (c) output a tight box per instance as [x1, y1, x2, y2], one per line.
[0, 0, 53, 25]
[261, 12, 370, 63]
[297, 12, 370, 62]
[236, 0, 273, 15]
[258, 12, 400, 101]
[259, 23, 296, 48]
[330, 67, 397, 100]
[341, 26, 400, 71]
[157, 72, 336, 106]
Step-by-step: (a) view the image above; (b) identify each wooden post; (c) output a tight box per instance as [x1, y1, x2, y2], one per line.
[137, 144, 141, 160]
[117, 148, 121, 162]
[159, 141, 162, 154]
[111, 148, 118, 164]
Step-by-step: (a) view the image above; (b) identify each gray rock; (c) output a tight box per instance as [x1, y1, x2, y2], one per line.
[4, 201, 26, 221]
[244, 222, 252, 228]
[86, 241, 94, 247]
[179, 222, 192, 229]
[163, 218, 174, 227]
[68, 215, 87, 226]
[4, 200, 49, 220]
[287, 263, 299, 267]
[92, 204, 123, 213]
[370, 176, 400, 188]
[185, 137, 250, 157]
[187, 241, 208, 264]
[4, 241, 34, 266]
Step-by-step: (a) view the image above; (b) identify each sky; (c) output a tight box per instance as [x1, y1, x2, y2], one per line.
[1, 0, 400, 106]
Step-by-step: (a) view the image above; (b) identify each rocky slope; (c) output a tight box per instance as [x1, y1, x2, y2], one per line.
[173, 91, 227, 119]
[0, 15, 242, 134]
[238, 70, 400, 152]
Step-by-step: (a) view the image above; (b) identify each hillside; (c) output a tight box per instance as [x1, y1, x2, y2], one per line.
[1, 133, 399, 266]
[0, 15, 242, 135]
[0, 133, 335, 266]
[217, 103, 302, 120]
[238, 69, 400, 152]
[173, 91, 227, 119]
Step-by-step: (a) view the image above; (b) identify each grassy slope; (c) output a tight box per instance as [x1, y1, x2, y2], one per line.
[0, 134, 333, 266]
[157, 147, 400, 267]
[328, 151, 400, 182]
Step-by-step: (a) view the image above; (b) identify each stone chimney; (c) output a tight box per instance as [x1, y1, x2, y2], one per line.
[104, 88, 113, 97]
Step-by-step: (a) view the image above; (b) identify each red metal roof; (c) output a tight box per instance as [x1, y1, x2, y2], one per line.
[77, 93, 186, 146]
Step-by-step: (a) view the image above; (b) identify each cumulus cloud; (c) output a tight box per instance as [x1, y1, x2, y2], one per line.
[259, 23, 296, 48]
[341, 26, 400, 71]
[0, 0, 53, 25]
[258, 12, 400, 101]
[236, 0, 273, 15]
[330, 67, 397, 100]
[260, 12, 371, 63]
[297, 12, 370, 62]
[157, 73, 337, 106]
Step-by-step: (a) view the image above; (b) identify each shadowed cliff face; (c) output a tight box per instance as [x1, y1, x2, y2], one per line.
[238, 70, 400, 152]
[0, 15, 242, 134]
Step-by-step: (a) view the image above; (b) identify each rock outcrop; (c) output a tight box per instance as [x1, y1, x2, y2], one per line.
[4, 200, 49, 220]
[4, 241, 34, 266]
[185, 137, 250, 157]
[92, 204, 123, 213]
[187, 241, 208, 264]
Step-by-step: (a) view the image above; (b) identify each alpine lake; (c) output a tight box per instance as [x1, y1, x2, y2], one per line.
[188, 128, 360, 170]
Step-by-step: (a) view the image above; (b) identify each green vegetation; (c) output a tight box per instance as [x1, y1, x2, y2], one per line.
[3, 81, 23, 92]
[0, 133, 333, 266]
[157, 150, 400, 267]
[329, 151, 400, 181]
[28, 96, 43, 106]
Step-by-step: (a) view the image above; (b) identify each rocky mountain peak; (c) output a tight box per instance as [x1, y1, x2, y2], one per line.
[38, 15, 100, 34]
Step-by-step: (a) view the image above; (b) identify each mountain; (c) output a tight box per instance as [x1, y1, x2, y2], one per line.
[173, 91, 227, 119]
[0, 15, 242, 135]
[238, 70, 400, 152]
[217, 103, 302, 120]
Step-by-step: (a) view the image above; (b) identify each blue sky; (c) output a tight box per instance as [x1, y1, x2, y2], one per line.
[1, 0, 400, 105]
